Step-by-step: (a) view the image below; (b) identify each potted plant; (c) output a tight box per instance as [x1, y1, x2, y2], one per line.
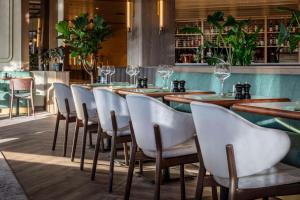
[48, 46, 65, 71]
[41, 50, 50, 71]
[56, 13, 111, 83]
[277, 7, 300, 52]
[201, 11, 260, 66]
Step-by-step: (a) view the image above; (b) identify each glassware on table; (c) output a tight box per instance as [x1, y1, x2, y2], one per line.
[101, 65, 111, 84]
[157, 65, 168, 89]
[165, 65, 174, 90]
[214, 62, 231, 96]
[133, 66, 141, 86]
[109, 66, 116, 84]
[126, 65, 136, 86]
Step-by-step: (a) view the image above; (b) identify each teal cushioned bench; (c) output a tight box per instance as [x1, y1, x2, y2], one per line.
[155, 71, 300, 167]
[0, 71, 32, 109]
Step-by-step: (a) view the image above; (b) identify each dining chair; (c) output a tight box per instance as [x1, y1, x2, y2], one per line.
[9, 77, 34, 119]
[52, 83, 77, 157]
[125, 94, 218, 200]
[70, 85, 99, 170]
[92, 88, 131, 193]
[191, 102, 300, 200]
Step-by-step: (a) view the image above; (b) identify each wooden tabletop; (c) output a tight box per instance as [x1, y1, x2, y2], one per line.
[164, 93, 290, 108]
[231, 101, 300, 120]
[116, 88, 215, 98]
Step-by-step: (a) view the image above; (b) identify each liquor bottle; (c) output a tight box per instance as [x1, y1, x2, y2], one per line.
[269, 21, 273, 32]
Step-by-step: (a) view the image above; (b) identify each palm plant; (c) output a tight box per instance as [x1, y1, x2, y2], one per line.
[56, 13, 111, 83]
[277, 7, 300, 52]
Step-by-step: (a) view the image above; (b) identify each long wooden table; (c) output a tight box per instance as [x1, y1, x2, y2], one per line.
[164, 93, 290, 108]
[116, 88, 215, 98]
[232, 101, 300, 120]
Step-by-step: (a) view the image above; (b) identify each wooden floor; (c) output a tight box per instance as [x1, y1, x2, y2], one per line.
[0, 114, 299, 200]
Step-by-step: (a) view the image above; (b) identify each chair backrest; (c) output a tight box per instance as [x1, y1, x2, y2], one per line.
[191, 102, 291, 178]
[53, 83, 76, 116]
[10, 78, 33, 91]
[71, 85, 97, 120]
[126, 94, 195, 151]
[93, 88, 129, 134]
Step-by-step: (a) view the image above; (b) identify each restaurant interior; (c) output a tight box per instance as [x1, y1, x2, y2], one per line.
[1, 0, 300, 199]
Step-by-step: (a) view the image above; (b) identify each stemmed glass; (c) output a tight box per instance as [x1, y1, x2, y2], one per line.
[157, 65, 168, 89]
[101, 65, 111, 84]
[126, 65, 136, 86]
[109, 66, 116, 84]
[214, 62, 231, 96]
[165, 66, 174, 90]
[133, 66, 141, 86]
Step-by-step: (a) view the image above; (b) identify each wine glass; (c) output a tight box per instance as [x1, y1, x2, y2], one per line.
[133, 66, 141, 86]
[109, 66, 116, 84]
[101, 65, 111, 84]
[165, 65, 174, 90]
[126, 65, 135, 85]
[214, 62, 231, 96]
[157, 65, 168, 89]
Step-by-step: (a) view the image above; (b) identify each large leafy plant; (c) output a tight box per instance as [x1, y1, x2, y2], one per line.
[277, 7, 300, 52]
[56, 13, 111, 83]
[204, 11, 259, 66]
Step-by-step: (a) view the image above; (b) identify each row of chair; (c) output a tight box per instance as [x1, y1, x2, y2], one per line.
[52, 83, 300, 200]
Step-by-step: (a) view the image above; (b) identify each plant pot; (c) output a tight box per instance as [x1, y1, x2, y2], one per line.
[43, 64, 49, 71]
[52, 63, 62, 71]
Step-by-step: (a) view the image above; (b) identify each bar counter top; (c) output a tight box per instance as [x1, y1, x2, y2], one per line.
[174, 63, 300, 75]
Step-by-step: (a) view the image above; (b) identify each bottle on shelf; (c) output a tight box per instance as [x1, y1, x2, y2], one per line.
[269, 20, 273, 32]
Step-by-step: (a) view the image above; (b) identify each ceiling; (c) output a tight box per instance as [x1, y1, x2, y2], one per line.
[176, 0, 299, 21]
[63, 0, 299, 23]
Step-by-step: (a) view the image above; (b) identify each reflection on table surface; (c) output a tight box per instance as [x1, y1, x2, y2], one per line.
[171, 93, 275, 101]
[237, 101, 300, 112]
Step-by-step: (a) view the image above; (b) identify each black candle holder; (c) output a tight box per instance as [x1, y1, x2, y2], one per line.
[179, 80, 186, 92]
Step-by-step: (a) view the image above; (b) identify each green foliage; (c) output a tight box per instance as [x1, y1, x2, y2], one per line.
[56, 13, 111, 64]
[277, 7, 300, 52]
[180, 26, 203, 34]
[47, 46, 65, 63]
[204, 11, 259, 66]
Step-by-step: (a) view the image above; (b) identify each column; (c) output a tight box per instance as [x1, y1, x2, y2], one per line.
[127, 0, 175, 66]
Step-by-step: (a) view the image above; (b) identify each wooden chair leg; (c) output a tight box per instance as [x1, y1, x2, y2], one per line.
[80, 122, 88, 171]
[212, 185, 218, 200]
[91, 131, 102, 180]
[195, 165, 206, 200]
[27, 99, 30, 116]
[139, 160, 144, 175]
[89, 131, 93, 147]
[52, 113, 60, 151]
[71, 120, 80, 162]
[180, 164, 186, 200]
[30, 97, 35, 116]
[9, 95, 13, 119]
[124, 143, 137, 200]
[63, 117, 69, 157]
[154, 158, 162, 200]
[123, 142, 129, 166]
[100, 135, 105, 152]
[108, 135, 116, 193]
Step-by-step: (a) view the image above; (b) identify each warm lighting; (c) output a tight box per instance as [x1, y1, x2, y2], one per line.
[127, 0, 134, 32]
[36, 18, 41, 47]
[157, 0, 164, 32]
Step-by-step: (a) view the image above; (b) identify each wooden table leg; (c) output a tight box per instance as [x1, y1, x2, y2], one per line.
[220, 186, 229, 200]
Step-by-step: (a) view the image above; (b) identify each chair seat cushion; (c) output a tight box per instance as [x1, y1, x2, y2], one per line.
[106, 126, 131, 137]
[13, 92, 31, 98]
[214, 163, 300, 189]
[143, 138, 197, 159]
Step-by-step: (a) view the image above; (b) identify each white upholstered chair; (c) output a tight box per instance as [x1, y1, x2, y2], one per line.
[52, 83, 76, 156]
[92, 88, 131, 192]
[191, 102, 300, 200]
[125, 95, 217, 200]
[71, 85, 99, 170]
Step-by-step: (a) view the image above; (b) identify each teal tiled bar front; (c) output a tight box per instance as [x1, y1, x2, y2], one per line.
[155, 67, 300, 167]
